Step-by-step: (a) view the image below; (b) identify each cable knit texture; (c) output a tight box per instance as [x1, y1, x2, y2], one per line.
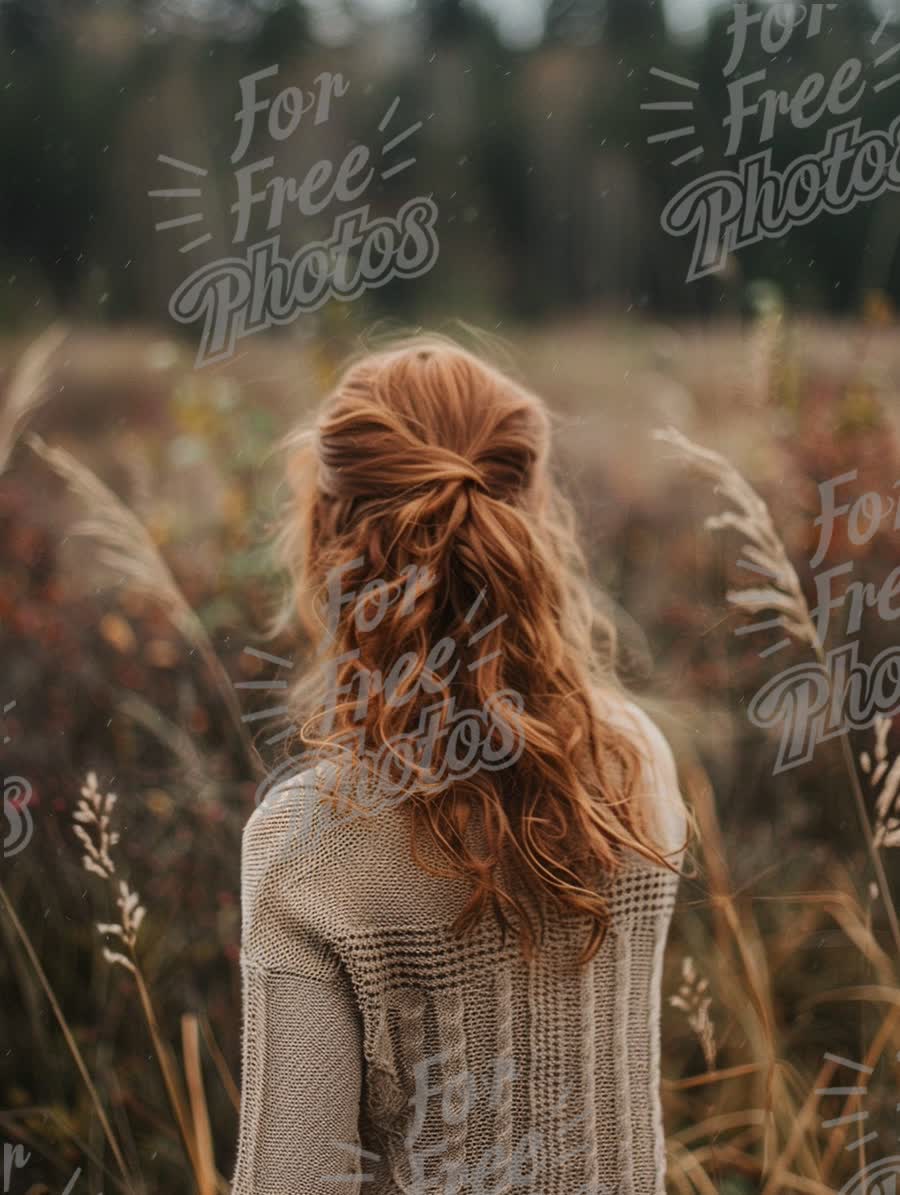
[231, 699, 686, 1195]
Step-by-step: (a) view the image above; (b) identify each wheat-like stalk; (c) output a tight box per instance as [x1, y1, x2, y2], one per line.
[116, 692, 212, 796]
[861, 716, 900, 848]
[653, 426, 817, 649]
[73, 770, 120, 880]
[29, 433, 207, 637]
[28, 433, 262, 777]
[74, 773, 146, 971]
[0, 324, 69, 475]
[670, 955, 717, 1070]
[73, 772, 209, 1191]
[0, 880, 133, 1187]
[656, 426, 900, 962]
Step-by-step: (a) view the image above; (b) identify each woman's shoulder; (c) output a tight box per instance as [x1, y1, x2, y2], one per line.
[241, 755, 415, 881]
[595, 689, 689, 860]
[239, 764, 320, 901]
[242, 757, 355, 863]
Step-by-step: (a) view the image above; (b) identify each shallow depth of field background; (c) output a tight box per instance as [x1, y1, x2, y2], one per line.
[2, 1, 900, 1192]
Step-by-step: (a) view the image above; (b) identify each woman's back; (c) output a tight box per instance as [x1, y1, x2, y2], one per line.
[233, 697, 686, 1195]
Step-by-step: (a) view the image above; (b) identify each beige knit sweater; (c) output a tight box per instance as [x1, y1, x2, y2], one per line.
[231, 699, 686, 1195]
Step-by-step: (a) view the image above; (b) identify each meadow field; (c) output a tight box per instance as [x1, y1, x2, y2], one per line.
[2, 310, 900, 1194]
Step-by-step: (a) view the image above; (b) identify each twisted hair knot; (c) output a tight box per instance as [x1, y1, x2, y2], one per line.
[415, 448, 490, 497]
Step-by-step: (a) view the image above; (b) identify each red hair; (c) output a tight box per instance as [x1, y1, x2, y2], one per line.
[273, 334, 675, 962]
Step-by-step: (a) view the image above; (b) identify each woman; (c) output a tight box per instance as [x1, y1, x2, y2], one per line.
[232, 336, 687, 1195]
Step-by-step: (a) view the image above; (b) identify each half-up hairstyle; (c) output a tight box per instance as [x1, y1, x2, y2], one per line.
[272, 333, 676, 963]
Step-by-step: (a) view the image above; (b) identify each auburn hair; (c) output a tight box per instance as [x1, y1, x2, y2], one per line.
[272, 334, 675, 963]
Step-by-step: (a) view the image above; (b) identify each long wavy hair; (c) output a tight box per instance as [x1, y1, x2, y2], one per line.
[271, 334, 675, 962]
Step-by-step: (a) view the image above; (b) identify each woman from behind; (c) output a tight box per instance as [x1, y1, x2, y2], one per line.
[232, 335, 688, 1195]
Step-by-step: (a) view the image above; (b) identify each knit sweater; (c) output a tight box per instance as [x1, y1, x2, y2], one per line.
[231, 699, 687, 1195]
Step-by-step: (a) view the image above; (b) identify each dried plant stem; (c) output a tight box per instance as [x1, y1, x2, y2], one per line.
[0, 882, 132, 1187]
[841, 730, 900, 946]
[198, 1014, 240, 1114]
[760, 1055, 837, 1195]
[688, 1141, 761, 1180]
[808, 636, 900, 962]
[182, 1015, 218, 1195]
[681, 763, 780, 1175]
[28, 433, 263, 778]
[664, 1062, 765, 1093]
[669, 1137, 721, 1195]
[668, 1136, 729, 1195]
[685, 764, 777, 1046]
[0, 1109, 128, 1195]
[74, 774, 212, 1193]
[819, 1000, 900, 1180]
[131, 966, 203, 1187]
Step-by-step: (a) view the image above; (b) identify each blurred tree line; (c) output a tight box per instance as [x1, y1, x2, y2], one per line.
[0, 0, 898, 341]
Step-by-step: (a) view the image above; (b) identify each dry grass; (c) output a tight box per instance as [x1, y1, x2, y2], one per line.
[2, 315, 900, 1193]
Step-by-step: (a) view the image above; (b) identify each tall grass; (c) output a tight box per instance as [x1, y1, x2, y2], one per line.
[655, 414, 900, 1191]
[2, 318, 900, 1193]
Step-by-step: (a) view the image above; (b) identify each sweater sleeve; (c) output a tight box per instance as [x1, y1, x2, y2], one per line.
[622, 700, 688, 861]
[231, 790, 365, 1195]
[599, 694, 688, 862]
